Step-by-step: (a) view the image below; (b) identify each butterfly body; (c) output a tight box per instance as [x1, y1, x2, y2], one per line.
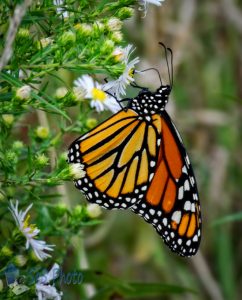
[128, 85, 171, 116]
[68, 83, 201, 257]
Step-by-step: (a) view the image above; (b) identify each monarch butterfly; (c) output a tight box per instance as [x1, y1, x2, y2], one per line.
[68, 43, 201, 257]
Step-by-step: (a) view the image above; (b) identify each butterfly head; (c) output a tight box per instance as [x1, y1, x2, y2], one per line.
[130, 84, 171, 115]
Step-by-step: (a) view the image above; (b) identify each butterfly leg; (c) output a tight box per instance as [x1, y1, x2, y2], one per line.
[104, 90, 123, 110]
[130, 82, 149, 91]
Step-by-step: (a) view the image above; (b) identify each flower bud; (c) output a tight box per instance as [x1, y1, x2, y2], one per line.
[1, 245, 13, 257]
[36, 126, 49, 139]
[6, 151, 17, 164]
[86, 118, 97, 129]
[14, 254, 28, 267]
[55, 203, 67, 217]
[15, 85, 31, 101]
[73, 87, 85, 102]
[86, 204, 102, 219]
[117, 7, 134, 20]
[101, 39, 115, 54]
[2, 114, 14, 126]
[36, 153, 49, 167]
[55, 87, 68, 99]
[17, 28, 30, 39]
[0, 279, 3, 292]
[59, 31, 76, 46]
[74, 23, 92, 37]
[107, 18, 122, 31]
[111, 31, 123, 43]
[93, 21, 105, 34]
[13, 141, 24, 151]
[40, 37, 53, 48]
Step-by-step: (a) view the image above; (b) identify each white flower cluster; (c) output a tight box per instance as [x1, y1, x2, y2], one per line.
[103, 45, 139, 98]
[74, 45, 139, 113]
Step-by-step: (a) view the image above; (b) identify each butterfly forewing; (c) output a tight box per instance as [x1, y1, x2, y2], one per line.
[68, 109, 161, 210]
[131, 111, 201, 257]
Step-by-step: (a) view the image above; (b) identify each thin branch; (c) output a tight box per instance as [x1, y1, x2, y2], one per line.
[0, 0, 32, 72]
[191, 251, 224, 300]
[72, 236, 96, 298]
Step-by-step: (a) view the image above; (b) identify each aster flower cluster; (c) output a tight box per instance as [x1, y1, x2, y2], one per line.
[74, 45, 139, 113]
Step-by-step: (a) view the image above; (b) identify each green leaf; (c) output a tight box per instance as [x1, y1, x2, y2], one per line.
[0, 72, 71, 121]
[216, 228, 236, 300]
[81, 270, 195, 300]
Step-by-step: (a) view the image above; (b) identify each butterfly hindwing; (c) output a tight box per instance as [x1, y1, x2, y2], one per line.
[68, 109, 161, 209]
[131, 111, 202, 257]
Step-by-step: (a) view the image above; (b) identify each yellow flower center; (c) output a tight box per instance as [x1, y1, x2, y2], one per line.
[91, 88, 107, 102]
[23, 214, 37, 233]
[128, 68, 135, 78]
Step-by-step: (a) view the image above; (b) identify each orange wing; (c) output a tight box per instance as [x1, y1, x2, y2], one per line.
[68, 109, 161, 209]
[131, 111, 201, 257]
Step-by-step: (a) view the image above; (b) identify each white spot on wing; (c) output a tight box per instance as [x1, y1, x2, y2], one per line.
[186, 240, 191, 246]
[184, 201, 191, 211]
[178, 186, 184, 200]
[193, 235, 198, 242]
[171, 211, 181, 223]
[149, 209, 155, 215]
[184, 180, 190, 191]
[182, 166, 188, 174]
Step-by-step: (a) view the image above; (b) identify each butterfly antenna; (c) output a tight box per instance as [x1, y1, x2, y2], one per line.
[158, 42, 172, 87]
[167, 47, 173, 87]
[138, 68, 162, 86]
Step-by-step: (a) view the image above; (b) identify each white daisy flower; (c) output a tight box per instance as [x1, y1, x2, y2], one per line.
[74, 75, 120, 113]
[9, 201, 54, 261]
[53, 0, 68, 18]
[36, 263, 63, 300]
[139, 0, 165, 16]
[103, 45, 139, 98]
